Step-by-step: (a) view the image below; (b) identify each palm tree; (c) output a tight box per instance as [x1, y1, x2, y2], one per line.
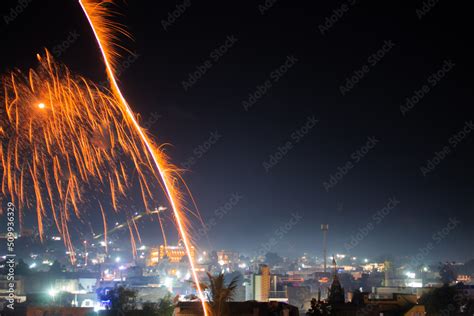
[199, 272, 239, 316]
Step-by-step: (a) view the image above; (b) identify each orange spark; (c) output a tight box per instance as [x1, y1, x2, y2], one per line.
[78, 0, 208, 311]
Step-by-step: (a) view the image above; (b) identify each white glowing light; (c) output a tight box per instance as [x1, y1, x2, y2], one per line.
[164, 277, 173, 290]
[48, 288, 58, 297]
[406, 272, 416, 279]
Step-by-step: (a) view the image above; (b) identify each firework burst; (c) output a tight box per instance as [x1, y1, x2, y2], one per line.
[0, 0, 208, 312]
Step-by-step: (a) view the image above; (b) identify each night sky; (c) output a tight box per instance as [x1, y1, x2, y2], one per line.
[0, 0, 472, 261]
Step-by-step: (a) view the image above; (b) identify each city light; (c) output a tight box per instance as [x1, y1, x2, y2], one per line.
[406, 272, 416, 279]
[164, 277, 173, 291]
[48, 288, 58, 298]
[407, 281, 422, 288]
[0, 1, 468, 315]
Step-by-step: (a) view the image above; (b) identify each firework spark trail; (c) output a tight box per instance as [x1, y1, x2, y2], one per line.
[0, 51, 164, 261]
[78, 0, 208, 311]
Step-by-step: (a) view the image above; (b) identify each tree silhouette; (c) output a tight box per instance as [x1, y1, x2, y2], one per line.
[419, 284, 458, 316]
[265, 252, 283, 266]
[439, 262, 457, 285]
[108, 286, 137, 312]
[16, 259, 30, 275]
[48, 260, 63, 274]
[198, 272, 239, 316]
[142, 294, 175, 316]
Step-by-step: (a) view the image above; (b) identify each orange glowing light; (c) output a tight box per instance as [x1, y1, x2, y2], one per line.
[0, 2, 207, 312]
[78, 0, 208, 312]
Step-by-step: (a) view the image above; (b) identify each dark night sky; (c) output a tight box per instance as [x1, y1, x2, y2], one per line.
[0, 0, 473, 261]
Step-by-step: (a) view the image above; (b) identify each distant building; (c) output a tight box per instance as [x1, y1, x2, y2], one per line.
[309, 291, 425, 316]
[269, 275, 289, 303]
[287, 285, 311, 310]
[328, 259, 345, 305]
[147, 244, 195, 265]
[361, 293, 425, 316]
[371, 286, 434, 299]
[328, 273, 345, 305]
[252, 265, 271, 302]
[26, 307, 93, 316]
[457, 274, 472, 283]
[216, 250, 239, 266]
[0, 275, 26, 304]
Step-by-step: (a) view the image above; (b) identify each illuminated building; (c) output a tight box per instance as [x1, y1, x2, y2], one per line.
[216, 250, 239, 265]
[147, 244, 195, 265]
[252, 265, 271, 302]
[457, 274, 472, 283]
[328, 258, 345, 305]
[362, 262, 385, 272]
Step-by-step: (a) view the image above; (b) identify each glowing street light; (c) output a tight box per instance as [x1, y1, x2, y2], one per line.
[48, 288, 58, 298]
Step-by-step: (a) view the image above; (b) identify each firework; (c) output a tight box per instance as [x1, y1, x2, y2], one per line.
[1, 51, 163, 259]
[78, 1, 207, 311]
[0, 0, 208, 312]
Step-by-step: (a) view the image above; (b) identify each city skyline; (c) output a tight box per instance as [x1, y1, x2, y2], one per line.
[1, 1, 473, 315]
[0, 0, 472, 262]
